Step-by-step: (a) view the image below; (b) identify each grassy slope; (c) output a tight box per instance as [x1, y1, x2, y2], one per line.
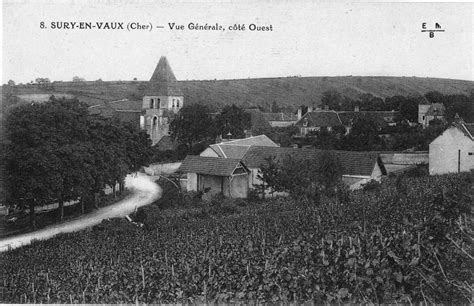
[2, 76, 474, 111]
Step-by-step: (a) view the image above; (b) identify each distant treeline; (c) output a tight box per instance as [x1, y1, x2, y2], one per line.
[317, 90, 474, 123]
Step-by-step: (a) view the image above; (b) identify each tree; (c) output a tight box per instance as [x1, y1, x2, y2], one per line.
[7, 80, 15, 86]
[398, 96, 420, 122]
[272, 125, 299, 147]
[340, 118, 384, 151]
[311, 126, 345, 150]
[258, 150, 343, 204]
[5, 96, 152, 225]
[72, 76, 85, 82]
[170, 104, 215, 150]
[321, 90, 354, 111]
[215, 104, 251, 139]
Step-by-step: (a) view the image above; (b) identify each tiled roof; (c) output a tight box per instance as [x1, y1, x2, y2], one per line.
[217, 135, 279, 147]
[210, 144, 251, 159]
[178, 156, 249, 177]
[262, 112, 297, 121]
[425, 103, 446, 116]
[145, 57, 183, 96]
[295, 111, 342, 127]
[337, 111, 398, 127]
[464, 123, 474, 137]
[457, 122, 474, 140]
[242, 146, 386, 176]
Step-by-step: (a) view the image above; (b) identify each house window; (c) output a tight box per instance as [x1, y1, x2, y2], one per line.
[422, 116, 425, 120]
[149, 99, 154, 109]
[172, 99, 175, 107]
[469, 152, 473, 156]
[177, 99, 180, 107]
[303, 119, 308, 127]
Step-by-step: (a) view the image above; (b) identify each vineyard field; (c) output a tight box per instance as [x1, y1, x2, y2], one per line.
[0, 173, 472, 303]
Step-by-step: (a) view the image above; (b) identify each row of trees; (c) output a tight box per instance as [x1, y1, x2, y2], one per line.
[306, 118, 447, 151]
[4, 97, 152, 227]
[320, 90, 474, 123]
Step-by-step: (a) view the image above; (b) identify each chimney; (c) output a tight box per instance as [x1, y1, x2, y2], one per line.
[215, 134, 223, 144]
[244, 129, 252, 138]
[308, 106, 313, 113]
[297, 108, 302, 120]
[354, 105, 360, 112]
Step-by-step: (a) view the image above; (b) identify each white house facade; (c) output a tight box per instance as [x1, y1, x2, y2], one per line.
[429, 122, 474, 175]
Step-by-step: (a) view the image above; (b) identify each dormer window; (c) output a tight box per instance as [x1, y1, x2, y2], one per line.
[303, 119, 308, 127]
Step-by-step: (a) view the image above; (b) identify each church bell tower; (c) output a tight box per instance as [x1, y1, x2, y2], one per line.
[141, 56, 184, 145]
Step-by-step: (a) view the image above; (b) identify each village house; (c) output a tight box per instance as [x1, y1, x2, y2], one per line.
[294, 110, 343, 135]
[294, 106, 399, 136]
[429, 117, 474, 175]
[262, 112, 298, 127]
[178, 155, 250, 198]
[418, 102, 446, 128]
[337, 108, 398, 132]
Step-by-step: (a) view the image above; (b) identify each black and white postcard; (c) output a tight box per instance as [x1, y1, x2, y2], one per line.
[1, 0, 473, 304]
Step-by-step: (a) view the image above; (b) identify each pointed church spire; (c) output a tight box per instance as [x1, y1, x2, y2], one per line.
[145, 56, 183, 96]
[150, 56, 177, 83]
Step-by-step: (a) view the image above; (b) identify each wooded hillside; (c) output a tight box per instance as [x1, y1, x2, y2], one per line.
[3, 76, 474, 111]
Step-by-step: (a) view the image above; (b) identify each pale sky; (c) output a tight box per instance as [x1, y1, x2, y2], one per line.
[2, 0, 473, 84]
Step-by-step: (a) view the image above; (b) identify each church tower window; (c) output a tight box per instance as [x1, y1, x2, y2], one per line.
[149, 98, 154, 109]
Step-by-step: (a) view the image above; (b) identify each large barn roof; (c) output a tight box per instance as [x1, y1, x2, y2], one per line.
[241, 146, 386, 177]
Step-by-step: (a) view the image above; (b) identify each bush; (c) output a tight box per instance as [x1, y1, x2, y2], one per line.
[361, 179, 381, 192]
[404, 163, 429, 178]
[92, 217, 138, 233]
[152, 176, 183, 209]
[207, 194, 242, 216]
[247, 188, 262, 203]
[131, 205, 164, 230]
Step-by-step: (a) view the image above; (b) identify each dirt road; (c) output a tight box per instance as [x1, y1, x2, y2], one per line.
[0, 173, 161, 252]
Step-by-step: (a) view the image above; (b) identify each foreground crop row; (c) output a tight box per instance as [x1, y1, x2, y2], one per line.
[1, 173, 472, 303]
